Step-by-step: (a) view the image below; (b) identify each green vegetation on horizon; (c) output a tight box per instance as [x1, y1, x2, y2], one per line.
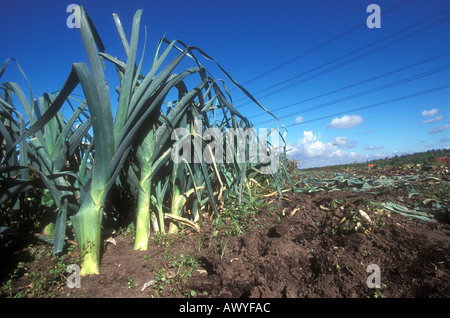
[301, 148, 450, 172]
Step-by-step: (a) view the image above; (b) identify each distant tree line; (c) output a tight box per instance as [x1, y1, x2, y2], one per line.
[300, 148, 450, 172]
[369, 148, 450, 167]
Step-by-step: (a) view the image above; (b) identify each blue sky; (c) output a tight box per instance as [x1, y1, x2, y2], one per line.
[1, 0, 449, 168]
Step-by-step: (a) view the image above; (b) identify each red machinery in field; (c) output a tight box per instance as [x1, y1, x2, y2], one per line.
[430, 156, 450, 164]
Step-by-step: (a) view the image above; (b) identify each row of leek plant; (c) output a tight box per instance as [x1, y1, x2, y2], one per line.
[0, 7, 287, 275]
[0, 57, 92, 254]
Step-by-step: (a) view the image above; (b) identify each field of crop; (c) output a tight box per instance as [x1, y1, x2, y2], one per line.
[1, 7, 449, 300]
[1, 162, 449, 298]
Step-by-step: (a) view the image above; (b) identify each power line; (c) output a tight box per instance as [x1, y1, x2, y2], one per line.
[287, 65, 450, 116]
[233, 0, 414, 88]
[238, 10, 450, 107]
[278, 84, 450, 129]
[253, 63, 450, 126]
[249, 51, 450, 120]
[234, 8, 450, 107]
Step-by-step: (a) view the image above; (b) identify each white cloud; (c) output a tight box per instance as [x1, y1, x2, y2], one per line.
[294, 116, 304, 124]
[296, 131, 335, 157]
[286, 131, 363, 168]
[327, 115, 363, 129]
[332, 137, 356, 150]
[366, 145, 383, 150]
[286, 131, 431, 169]
[421, 108, 439, 117]
[422, 115, 443, 124]
[429, 122, 450, 134]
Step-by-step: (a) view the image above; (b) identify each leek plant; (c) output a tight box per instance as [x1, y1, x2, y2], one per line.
[102, 10, 285, 245]
[1, 6, 287, 275]
[133, 129, 155, 250]
[0, 58, 91, 254]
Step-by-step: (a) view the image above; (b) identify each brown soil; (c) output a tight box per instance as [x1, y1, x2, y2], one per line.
[2, 170, 449, 299]
[191, 190, 449, 298]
